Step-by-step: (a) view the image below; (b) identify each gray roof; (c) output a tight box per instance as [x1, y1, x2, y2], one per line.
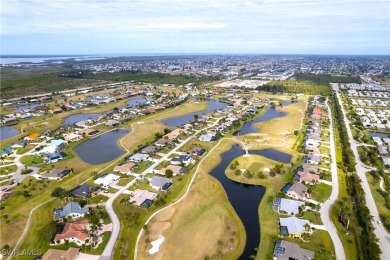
[42, 169, 70, 179]
[276, 198, 305, 215]
[287, 183, 308, 199]
[141, 145, 158, 153]
[150, 176, 172, 188]
[54, 202, 88, 220]
[274, 240, 315, 260]
[279, 217, 310, 234]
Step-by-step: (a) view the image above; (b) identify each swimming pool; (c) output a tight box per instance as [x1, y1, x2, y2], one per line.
[281, 183, 293, 193]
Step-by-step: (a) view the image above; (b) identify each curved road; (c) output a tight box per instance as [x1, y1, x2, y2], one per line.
[319, 100, 346, 260]
[337, 92, 390, 260]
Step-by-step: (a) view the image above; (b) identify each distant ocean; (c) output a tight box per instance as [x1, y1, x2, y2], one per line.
[0, 55, 106, 65]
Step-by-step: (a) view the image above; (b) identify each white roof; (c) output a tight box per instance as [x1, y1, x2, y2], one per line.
[94, 173, 120, 187]
[280, 198, 305, 215]
[280, 217, 310, 234]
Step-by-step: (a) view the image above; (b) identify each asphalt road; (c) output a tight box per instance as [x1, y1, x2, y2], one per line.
[319, 99, 346, 260]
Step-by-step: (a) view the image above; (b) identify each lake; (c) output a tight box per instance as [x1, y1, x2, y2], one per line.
[126, 97, 154, 108]
[234, 100, 301, 135]
[74, 129, 129, 165]
[0, 126, 19, 140]
[210, 144, 291, 259]
[63, 113, 102, 125]
[161, 99, 228, 127]
[368, 131, 389, 139]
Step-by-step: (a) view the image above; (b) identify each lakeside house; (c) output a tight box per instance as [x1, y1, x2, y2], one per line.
[279, 217, 310, 238]
[285, 183, 310, 200]
[113, 162, 136, 175]
[273, 198, 305, 215]
[128, 153, 151, 163]
[273, 240, 315, 260]
[94, 173, 120, 189]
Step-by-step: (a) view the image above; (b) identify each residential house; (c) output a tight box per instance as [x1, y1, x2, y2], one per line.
[279, 217, 310, 238]
[69, 184, 98, 198]
[53, 220, 89, 245]
[273, 240, 315, 260]
[140, 145, 158, 154]
[164, 128, 184, 140]
[273, 198, 305, 215]
[63, 133, 82, 142]
[24, 133, 40, 141]
[286, 183, 309, 200]
[94, 173, 120, 189]
[54, 202, 89, 221]
[105, 119, 120, 127]
[154, 138, 174, 147]
[128, 153, 150, 163]
[41, 169, 71, 180]
[186, 146, 206, 157]
[294, 170, 320, 185]
[113, 163, 136, 174]
[129, 189, 158, 206]
[42, 248, 80, 260]
[149, 176, 173, 191]
[199, 134, 215, 142]
[302, 155, 321, 165]
[81, 128, 99, 136]
[159, 165, 185, 176]
[170, 155, 193, 166]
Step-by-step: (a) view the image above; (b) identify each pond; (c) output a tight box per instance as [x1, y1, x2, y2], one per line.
[209, 144, 292, 259]
[74, 129, 129, 165]
[161, 99, 228, 127]
[234, 100, 301, 136]
[126, 97, 154, 108]
[368, 131, 389, 139]
[63, 113, 102, 125]
[14, 103, 43, 111]
[0, 125, 19, 140]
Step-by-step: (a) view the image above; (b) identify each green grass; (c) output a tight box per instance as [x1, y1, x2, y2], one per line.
[302, 210, 323, 225]
[133, 161, 153, 174]
[310, 183, 332, 203]
[0, 165, 17, 175]
[19, 155, 44, 166]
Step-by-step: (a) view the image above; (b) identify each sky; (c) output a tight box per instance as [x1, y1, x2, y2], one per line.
[1, 0, 389, 55]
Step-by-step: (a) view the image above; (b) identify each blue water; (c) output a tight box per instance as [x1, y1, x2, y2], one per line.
[126, 97, 154, 108]
[161, 99, 228, 127]
[368, 132, 389, 139]
[14, 103, 43, 112]
[0, 126, 19, 140]
[74, 129, 129, 165]
[281, 183, 293, 193]
[210, 144, 292, 259]
[234, 100, 302, 135]
[63, 113, 101, 125]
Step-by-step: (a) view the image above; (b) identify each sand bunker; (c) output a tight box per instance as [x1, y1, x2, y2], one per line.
[149, 237, 165, 255]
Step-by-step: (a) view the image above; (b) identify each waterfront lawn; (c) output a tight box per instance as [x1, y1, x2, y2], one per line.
[309, 183, 332, 203]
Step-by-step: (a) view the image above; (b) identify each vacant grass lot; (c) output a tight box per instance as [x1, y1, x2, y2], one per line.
[310, 183, 332, 203]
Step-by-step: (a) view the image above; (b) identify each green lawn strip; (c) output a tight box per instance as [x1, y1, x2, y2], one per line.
[309, 183, 332, 203]
[366, 174, 390, 232]
[302, 211, 323, 225]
